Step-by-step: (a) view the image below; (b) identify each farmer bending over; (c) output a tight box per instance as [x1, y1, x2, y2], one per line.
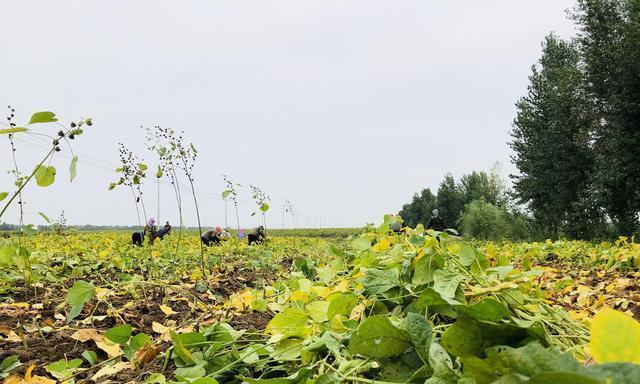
[247, 226, 266, 245]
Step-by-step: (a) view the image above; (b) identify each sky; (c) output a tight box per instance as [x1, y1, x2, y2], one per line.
[0, 1, 577, 228]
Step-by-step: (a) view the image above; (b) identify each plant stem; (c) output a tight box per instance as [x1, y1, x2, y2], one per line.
[0, 147, 55, 219]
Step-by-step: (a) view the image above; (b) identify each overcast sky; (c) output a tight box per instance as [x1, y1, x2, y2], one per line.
[1, 1, 577, 228]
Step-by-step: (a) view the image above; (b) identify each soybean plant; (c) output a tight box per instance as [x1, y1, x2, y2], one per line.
[249, 184, 270, 236]
[222, 174, 242, 234]
[109, 143, 148, 229]
[0, 106, 91, 287]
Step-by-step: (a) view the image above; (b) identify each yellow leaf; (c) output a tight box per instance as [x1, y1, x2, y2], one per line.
[152, 321, 169, 334]
[159, 304, 177, 316]
[96, 337, 122, 358]
[372, 238, 390, 252]
[95, 287, 113, 300]
[8, 365, 57, 384]
[91, 361, 131, 381]
[290, 290, 309, 303]
[71, 328, 102, 343]
[71, 328, 122, 357]
[590, 308, 640, 364]
[190, 267, 203, 282]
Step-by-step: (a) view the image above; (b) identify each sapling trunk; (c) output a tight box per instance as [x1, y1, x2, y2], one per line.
[0, 147, 55, 219]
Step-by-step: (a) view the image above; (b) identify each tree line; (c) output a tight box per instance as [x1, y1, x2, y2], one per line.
[511, 0, 640, 239]
[399, 167, 530, 240]
[401, 0, 640, 241]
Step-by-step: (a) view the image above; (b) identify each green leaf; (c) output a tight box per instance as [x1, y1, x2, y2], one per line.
[306, 301, 329, 323]
[174, 365, 206, 381]
[459, 245, 477, 267]
[415, 288, 451, 308]
[528, 373, 601, 384]
[456, 299, 510, 322]
[105, 324, 132, 344]
[66, 280, 95, 307]
[143, 373, 167, 384]
[66, 304, 84, 323]
[82, 350, 98, 366]
[70, 155, 78, 182]
[463, 342, 582, 384]
[265, 308, 309, 339]
[221, 189, 232, 199]
[191, 378, 219, 384]
[38, 211, 50, 223]
[432, 269, 464, 300]
[441, 317, 531, 358]
[21, 224, 37, 236]
[239, 367, 311, 384]
[349, 315, 412, 359]
[590, 308, 640, 364]
[130, 333, 151, 350]
[138, 163, 148, 171]
[587, 362, 640, 383]
[412, 251, 442, 285]
[34, 165, 56, 187]
[29, 111, 58, 124]
[156, 165, 163, 178]
[0, 127, 28, 134]
[327, 292, 358, 320]
[260, 203, 270, 212]
[0, 192, 7, 202]
[362, 268, 400, 294]
[170, 331, 195, 365]
[0, 355, 21, 376]
[399, 312, 433, 361]
[351, 236, 371, 251]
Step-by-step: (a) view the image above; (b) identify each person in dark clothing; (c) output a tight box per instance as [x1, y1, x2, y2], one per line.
[389, 215, 403, 234]
[155, 222, 172, 240]
[427, 209, 445, 232]
[202, 226, 222, 246]
[132, 231, 144, 246]
[132, 218, 158, 246]
[247, 226, 266, 245]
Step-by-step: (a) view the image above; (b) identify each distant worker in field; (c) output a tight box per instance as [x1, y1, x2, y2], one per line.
[247, 225, 266, 245]
[201, 226, 222, 246]
[427, 209, 445, 232]
[237, 228, 246, 240]
[155, 221, 172, 240]
[389, 214, 403, 234]
[132, 218, 158, 246]
[220, 227, 232, 241]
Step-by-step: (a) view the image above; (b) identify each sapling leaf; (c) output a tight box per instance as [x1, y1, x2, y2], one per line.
[0, 192, 7, 202]
[38, 212, 51, 223]
[28, 111, 58, 124]
[260, 203, 270, 212]
[21, 224, 37, 236]
[221, 189, 232, 199]
[0, 127, 28, 134]
[70, 155, 78, 182]
[34, 165, 56, 187]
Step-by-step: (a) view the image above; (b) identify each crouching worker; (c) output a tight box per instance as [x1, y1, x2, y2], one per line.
[155, 221, 172, 240]
[201, 226, 222, 246]
[247, 225, 266, 246]
[132, 218, 157, 246]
